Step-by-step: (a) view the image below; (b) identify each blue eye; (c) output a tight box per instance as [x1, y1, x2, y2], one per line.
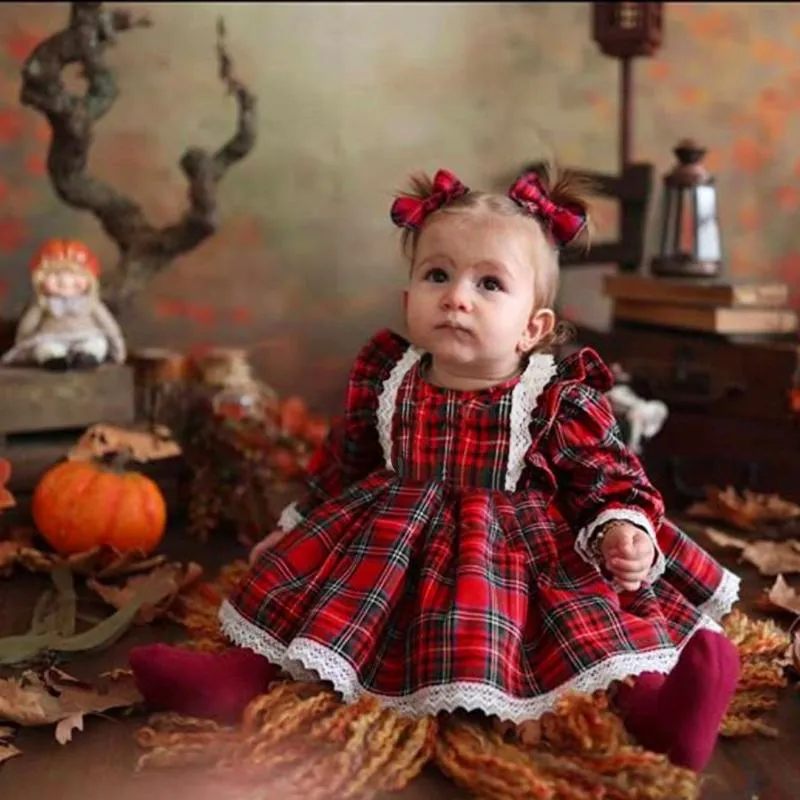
[424, 268, 448, 283]
[480, 276, 503, 292]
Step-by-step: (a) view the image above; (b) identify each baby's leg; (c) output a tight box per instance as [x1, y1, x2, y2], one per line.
[616, 629, 740, 771]
[129, 644, 279, 723]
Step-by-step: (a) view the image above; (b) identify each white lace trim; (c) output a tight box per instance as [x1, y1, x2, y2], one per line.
[277, 502, 303, 532]
[576, 507, 666, 584]
[505, 354, 557, 492]
[376, 346, 423, 470]
[219, 600, 720, 724]
[697, 567, 740, 623]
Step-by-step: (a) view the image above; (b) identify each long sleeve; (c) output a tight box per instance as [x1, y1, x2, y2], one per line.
[276, 330, 403, 532]
[543, 380, 667, 583]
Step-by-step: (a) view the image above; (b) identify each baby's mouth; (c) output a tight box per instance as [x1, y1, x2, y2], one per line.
[436, 321, 472, 335]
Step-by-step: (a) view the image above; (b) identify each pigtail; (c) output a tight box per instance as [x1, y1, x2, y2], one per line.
[538, 160, 597, 251]
[393, 172, 436, 259]
[534, 318, 577, 355]
[392, 170, 472, 260]
[404, 172, 437, 199]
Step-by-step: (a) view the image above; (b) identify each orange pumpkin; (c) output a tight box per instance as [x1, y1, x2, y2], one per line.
[31, 457, 167, 556]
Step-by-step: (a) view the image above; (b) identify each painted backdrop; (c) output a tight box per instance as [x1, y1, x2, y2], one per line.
[0, 3, 798, 410]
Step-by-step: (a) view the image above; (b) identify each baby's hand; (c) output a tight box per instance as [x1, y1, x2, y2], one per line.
[248, 529, 288, 565]
[600, 522, 655, 592]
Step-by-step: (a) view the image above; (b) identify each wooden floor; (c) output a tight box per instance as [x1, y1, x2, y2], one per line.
[1, 518, 799, 800]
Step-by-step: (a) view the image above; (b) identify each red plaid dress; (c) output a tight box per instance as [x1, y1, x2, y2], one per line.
[220, 328, 740, 722]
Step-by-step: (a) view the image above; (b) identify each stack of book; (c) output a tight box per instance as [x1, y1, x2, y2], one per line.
[603, 273, 798, 337]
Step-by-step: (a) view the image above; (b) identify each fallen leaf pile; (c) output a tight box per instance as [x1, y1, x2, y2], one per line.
[0, 525, 177, 580]
[0, 563, 203, 668]
[132, 567, 792, 800]
[87, 561, 203, 625]
[0, 667, 141, 745]
[686, 486, 800, 534]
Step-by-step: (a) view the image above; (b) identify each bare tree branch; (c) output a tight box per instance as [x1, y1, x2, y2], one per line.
[20, 2, 258, 311]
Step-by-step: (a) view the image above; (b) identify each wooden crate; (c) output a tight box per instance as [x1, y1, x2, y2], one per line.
[0, 364, 136, 493]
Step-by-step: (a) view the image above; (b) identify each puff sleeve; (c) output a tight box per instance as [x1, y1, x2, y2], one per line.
[541, 349, 667, 583]
[275, 328, 407, 532]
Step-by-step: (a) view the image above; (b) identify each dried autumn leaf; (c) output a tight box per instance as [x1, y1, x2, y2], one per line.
[0, 724, 20, 765]
[700, 528, 800, 576]
[759, 575, 800, 615]
[687, 486, 800, 532]
[746, 490, 800, 522]
[701, 527, 748, 551]
[0, 668, 141, 742]
[0, 538, 57, 577]
[741, 541, 800, 576]
[683, 500, 719, 521]
[87, 561, 204, 624]
[55, 712, 84, 745]
[0, 527, 169, 580]
[687, 486, 758, 531]
[75, 548, 169, 580]
[68, 424, 181, 464]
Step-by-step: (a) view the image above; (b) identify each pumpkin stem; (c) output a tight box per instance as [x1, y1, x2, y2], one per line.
[97, 446, 137, 472]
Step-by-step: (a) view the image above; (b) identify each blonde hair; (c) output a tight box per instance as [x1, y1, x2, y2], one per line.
[394, 163, 595, 352]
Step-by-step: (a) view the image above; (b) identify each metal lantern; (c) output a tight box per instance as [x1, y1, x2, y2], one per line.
[651, 139, 723, 279]
[591, 2, 664, 169]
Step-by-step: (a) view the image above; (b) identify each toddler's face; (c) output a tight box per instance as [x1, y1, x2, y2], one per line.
[404, 210, 554, 381]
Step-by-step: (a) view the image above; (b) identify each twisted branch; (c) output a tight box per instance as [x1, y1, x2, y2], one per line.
[20, 2, 258, 310]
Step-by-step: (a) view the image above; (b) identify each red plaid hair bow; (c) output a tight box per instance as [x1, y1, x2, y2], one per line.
[390, 169, 469, 231]
[508, 172, 587, 248]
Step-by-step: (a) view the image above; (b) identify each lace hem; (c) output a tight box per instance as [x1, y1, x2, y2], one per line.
[277, 502, 303, 532]
[376, 346, 423, 470]
[697, 568, 740, 622]
[505, 354, 557, 492]
[576, 507, 666, 584]
[219, 600, 718, 724]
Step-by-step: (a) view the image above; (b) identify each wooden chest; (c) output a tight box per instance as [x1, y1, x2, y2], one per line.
[576, 324, 800, 507]
[0, 364, 136, 493]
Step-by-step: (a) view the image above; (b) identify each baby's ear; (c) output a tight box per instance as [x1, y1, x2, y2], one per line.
[520, 308, 555, 352]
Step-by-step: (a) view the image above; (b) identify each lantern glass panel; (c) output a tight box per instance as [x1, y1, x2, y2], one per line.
[694, 185, 722, 263]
